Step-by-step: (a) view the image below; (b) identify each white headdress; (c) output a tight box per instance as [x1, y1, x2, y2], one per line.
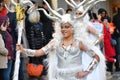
[35, 0, 106, 46]
[53, 13, 75, 40]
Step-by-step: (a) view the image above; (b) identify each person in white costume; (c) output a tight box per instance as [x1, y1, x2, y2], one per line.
[16, 13, 104, 80]
[72, 3, 106, 80]
[16, 0, 106, 80]
[75, 13, 106, 80]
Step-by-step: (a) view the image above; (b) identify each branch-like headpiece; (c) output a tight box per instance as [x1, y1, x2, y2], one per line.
[6, 0, 106, 24]
[38, 0, 106, 22]
[36, 0, 63, 21]
[65, 0, 106, 19]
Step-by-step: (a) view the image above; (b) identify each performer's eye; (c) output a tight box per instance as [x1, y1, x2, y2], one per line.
[65, 26, 70, 28]
[61, 26, 71, 29]
[76, 12, 82, 15]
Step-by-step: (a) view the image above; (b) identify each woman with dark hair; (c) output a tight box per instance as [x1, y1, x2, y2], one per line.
[88, 10, 104, 52]
[0, 0, 14, 80]
[0, 1, 8, 79]
[98, 8, 111, 22]
[0, 21, 8, 80]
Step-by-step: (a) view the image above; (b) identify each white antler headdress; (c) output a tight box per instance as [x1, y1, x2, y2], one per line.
[36, 0, 106, 22]
[38, 0, 106, 38]
[65, 0, 106, 19]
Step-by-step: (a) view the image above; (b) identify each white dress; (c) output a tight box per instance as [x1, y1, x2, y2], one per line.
[47, 39, 85, 80]
[73, 16, 106, 80]
[47, 39, 106, 80]
[82, 47, 106, 80]
[81, 22, 106, 80]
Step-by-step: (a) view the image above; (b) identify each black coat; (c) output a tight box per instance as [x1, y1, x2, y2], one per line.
[27, 22, 47, 64]
[27, 22, 46, 49]
[113, 12, 120, 34]
[39, 9, 54, 43]
[7, 12, 18, 46]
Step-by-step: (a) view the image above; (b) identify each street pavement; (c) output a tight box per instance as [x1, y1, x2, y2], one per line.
[108, 72, 120, 80]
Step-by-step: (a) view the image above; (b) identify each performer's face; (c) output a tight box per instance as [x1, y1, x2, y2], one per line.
[61, 22, 73, 38]
[76, 11, 82, 17]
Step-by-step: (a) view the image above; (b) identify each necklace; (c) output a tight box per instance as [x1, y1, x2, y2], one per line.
[62, 40, 73, 59]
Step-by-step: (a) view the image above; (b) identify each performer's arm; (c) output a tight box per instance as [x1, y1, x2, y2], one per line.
[79, 42, 100, 72]
[94, 33, 103, 45]
[16, 39, 54, 57]
[88, 26, 103, 45]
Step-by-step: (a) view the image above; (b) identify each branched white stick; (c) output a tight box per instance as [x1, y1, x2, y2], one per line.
[13, 20, 24, 80]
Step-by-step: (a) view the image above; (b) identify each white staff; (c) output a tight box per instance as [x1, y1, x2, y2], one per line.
[13, 5, 26, 80]
[5, 0, 34, 80]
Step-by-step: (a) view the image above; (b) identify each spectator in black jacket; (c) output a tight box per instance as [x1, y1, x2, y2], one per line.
[112, 8, 120, 71]
[39, 1, 54, 44]
[27, 10, 47, 80]
[113, 8, 120, 34]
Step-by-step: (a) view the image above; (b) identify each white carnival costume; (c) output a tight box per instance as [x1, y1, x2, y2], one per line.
[44, 0, 106, 80]
[73, 13, 106, 80]
[37, 14, 106, 80]
[71, 2, 106, 80]
[20, 0, 106, 80]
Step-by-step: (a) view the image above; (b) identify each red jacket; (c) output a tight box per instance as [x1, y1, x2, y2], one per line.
[103, 25, 116, 62]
